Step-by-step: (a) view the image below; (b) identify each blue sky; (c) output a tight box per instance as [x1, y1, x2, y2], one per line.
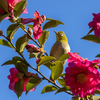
[0, 0, 100, 100]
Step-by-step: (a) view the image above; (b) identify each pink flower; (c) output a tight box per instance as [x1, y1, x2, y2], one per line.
[88, 13, 100, 39]
[25, 44, 40, 53]
[7, 67, 36, 93]
[65, 53, 100, 97]
[21, 11, 46, 39]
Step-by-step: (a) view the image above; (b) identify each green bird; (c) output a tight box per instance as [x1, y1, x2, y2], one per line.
[50, 31, 70, 66]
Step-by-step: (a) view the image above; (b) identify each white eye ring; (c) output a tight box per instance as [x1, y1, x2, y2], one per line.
[60, 33, 63, 36]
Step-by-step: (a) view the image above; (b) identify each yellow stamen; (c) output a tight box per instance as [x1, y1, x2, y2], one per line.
[77, 73, 87, 83]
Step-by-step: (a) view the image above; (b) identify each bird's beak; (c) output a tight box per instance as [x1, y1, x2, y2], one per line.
[54, 30, 58, 34]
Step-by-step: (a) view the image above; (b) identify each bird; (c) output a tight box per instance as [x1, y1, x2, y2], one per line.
[50, 31, 70, 66]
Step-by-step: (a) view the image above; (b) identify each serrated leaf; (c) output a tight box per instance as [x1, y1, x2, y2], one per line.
[27, 24, 33, 30]
[43, 20, 64, 30]
[7, 24, 21, 41]
[96, 54, 100, 58]
[51, 61, 63, 80]
[1, 60, 16, 66]
[41, 85, 58, 94]
[0, 39, 13, 48]
[0, 0, 8, 13]
[81, 35, 100, 44]
[15, 79, 24, 99]
[55, 87, 70, 94]
[59, 53, 69, 61]
[58, 78, 66, 87]
[37, 56, 55, 66]
[87, 27, 94, 35]
[26, 78, 42, 94]
[38, 30, 49, 46]
[14, 0, 27, 18]
[16, 35, 30, 53]
[15, 61, 28, 74]
[0, 13, 11, 22]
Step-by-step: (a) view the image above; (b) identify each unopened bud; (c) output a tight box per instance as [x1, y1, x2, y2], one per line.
[27, 27, 33, 37]
[9, 16, 17, 23]
[0, 29, 3, 36]
[41, 15, 46, 22]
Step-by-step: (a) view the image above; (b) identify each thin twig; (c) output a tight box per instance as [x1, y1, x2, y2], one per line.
[2, 34, 73, 96]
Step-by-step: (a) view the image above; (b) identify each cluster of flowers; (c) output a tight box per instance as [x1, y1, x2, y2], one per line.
[65, 52, 100, 97]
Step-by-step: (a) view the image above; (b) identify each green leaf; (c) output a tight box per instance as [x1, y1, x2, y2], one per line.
[15, 61, 28, 74]
[27, 24, 33, 30]
[96, 54, 100, 58]
[0, 39, 13, 48]
[16, 35, 30, 53]
[7, 24, 21, 41]
[43, 20, 64, 30]
[1, 60, 16, 66]
[58, 78, 66, 87]
[81, 35, 100, 44]
[12, 56, 27, 64]
[15, 79, 24, 99]
[43, 62, 54, 70]
[14, 0, 27, 18]
[0, 13, 11, 22]
[51, 61, 63, 80]
[37, 56, 55, 66]
[0, 0, 8, 13]
[29, 52, 40, 59]
[59, 53, 69, 61]
[41, 85, 58, 94]
[95, 90, 100, 95]
[38, 30, 49, 46]
[87, 27, 94, 35]
[26, 78, 42, 94]
[46, 17, 54, 20]
[55, 87, 70, 94]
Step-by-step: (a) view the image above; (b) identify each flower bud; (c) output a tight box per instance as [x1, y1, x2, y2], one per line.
[41, 15, 46, 22]
[0, 29, 3, 36]
[27, 27, 33, 37]
[9, 16, 17, 23]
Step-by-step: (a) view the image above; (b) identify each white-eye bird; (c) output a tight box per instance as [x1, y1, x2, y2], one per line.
[50, 31, 70, 66]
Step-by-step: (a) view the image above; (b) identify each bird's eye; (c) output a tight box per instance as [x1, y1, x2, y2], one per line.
[60, 33, 63, 36]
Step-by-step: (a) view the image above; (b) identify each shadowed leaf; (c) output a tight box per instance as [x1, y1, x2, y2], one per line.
[87, 27, 94, 35]
[26, 78, 42, 94]
[96, 54, 100, 58]
[81, 35, 100, 44]
[14, 0, 27, 18]
[41, 85, 58, 94]
[58, 78, 66, 87]
[15, 79, 24, 99]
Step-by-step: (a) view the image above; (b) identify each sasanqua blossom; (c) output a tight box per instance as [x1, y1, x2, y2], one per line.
[7, 67, 36, 93]
[88, 13, 100, 39]
[65, 52, 100, 97]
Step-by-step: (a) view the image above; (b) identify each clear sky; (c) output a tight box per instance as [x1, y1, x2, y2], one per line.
[0, 0, 100, 100]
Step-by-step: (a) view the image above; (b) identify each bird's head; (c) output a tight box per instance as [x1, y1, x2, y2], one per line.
[54, 31, 68, 43]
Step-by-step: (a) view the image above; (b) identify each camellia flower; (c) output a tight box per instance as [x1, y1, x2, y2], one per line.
[25, 44, 40, 53]
[65, 52, 100, 97]
[7, 67, 36, 93]
[21, 11, 46, 39]
[88, 13, 100, 39]
[0, 0, 27, 19]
